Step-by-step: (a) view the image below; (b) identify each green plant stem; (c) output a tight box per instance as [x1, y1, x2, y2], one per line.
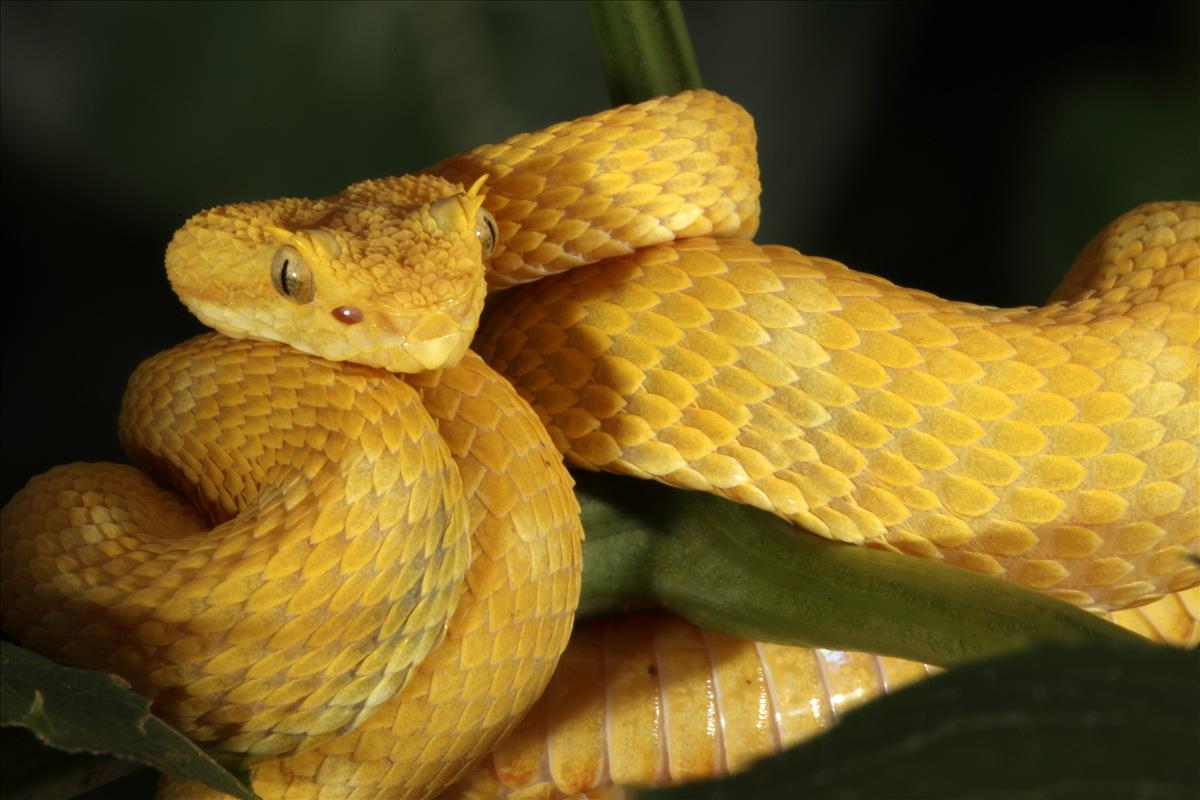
[576, 472, 1146, 667]
[586, 0, 702, 104]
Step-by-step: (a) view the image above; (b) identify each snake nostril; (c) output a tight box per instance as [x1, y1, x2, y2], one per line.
[332, 306, 363, 325]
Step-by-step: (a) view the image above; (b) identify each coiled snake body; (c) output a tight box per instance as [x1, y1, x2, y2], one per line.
[1, 91, 1197, 799]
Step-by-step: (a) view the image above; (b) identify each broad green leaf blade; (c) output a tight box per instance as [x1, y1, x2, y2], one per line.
[586, 0, 702, 105]
[576, 472, 1144, 666]
[631, 643, 1200, 800]
[1, 641, 258, 800]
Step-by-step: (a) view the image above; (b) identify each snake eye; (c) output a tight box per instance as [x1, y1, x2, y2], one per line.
[475, 208, 497, 258]
[270, 247, 315, 303]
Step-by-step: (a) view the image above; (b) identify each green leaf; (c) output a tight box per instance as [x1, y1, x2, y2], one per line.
[576, 472, 1145, 666]
[631, 642, 1200, 799]
[1, 641, 258, 800]
[586, 0, 703, 105]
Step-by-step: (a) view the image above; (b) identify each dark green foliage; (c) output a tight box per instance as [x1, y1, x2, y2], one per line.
[1, 642, 257, 800]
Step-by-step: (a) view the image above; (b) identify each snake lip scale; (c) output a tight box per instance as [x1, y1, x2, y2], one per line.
[1, 89, 1197, 799]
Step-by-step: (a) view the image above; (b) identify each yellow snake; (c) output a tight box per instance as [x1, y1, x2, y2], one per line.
[1, 90, 1197, 800]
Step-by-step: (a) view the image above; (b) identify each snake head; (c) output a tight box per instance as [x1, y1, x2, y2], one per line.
[165, 174, 496, 373]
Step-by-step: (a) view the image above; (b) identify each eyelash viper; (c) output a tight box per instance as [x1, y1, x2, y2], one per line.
[1, 90, 1196, 800]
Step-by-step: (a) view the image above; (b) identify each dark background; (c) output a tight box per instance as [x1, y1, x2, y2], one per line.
[0, 3, 1197, 797]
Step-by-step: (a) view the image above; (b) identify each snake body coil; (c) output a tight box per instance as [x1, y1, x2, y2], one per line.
[478, 211, 1200, 611]
[1, 90, 1197, 799]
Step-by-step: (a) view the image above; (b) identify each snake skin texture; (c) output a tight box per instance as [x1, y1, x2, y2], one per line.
[477, 206, 1200, 611]
[2, 335, 471, 763]
[426, 90, 760, 288]
[158, 353, 583, 798]
[1, 90, 1196, 799]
